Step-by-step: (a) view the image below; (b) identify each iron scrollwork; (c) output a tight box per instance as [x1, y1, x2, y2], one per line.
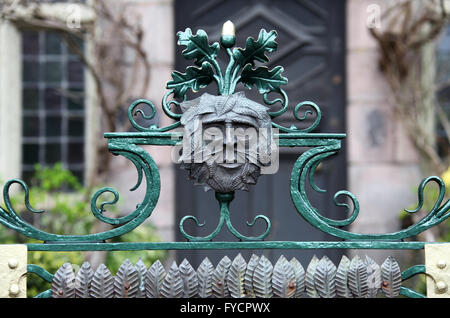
[0, 22, 447, 261]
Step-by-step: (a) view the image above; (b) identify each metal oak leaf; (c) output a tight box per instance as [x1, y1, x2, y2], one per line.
[180, 258, 198, 298]
[305, 255, 320, 298]
[314, 256, 337, 298]
[145, 260, 166, 298]
[114, 259, 139, 298]
[212, 256, 232, 298]
[197, 257, 214, 298]
[365, 256, 381, 298]
[52, 263, 75, 298]
[241, 65, 288, 94]
[89, 264, 114, 298]
[245, 254, 260, 298]
[167, 62, 215, 98]
[233, 29, 278, 67]
[272, 255, 296, 298]
[381, 256, 402, 298]
[135, 258, 147, 298]
[75, 262, 94, 298]
[161, 261, 183, 298]
[227, 253, 247, 298]
[348, 256, 368, 298]
[336, 255, 353, 298]
[252, 255, 273, 298]
[290, 257, 305, 298]
[177, 28, 220, 66]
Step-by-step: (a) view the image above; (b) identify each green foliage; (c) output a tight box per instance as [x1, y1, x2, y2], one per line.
[241, 64, 287, 94]
[169, 27, 286, 96]
[0, 163, 166, 297]
[232, 29, 278, 67]
[167, 62, 215, 98]
[177, 28, 220, 66]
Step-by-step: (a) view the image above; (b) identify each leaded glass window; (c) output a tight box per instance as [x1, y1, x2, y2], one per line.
[21, 30, 85, 182]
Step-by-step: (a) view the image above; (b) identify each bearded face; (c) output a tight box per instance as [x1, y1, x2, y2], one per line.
[178, 92, 276, 193]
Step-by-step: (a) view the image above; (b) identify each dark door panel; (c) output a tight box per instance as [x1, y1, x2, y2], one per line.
[174, 0, 347, 267]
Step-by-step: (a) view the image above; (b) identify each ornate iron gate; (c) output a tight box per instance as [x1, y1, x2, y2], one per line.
[174, 0, 348, 268]
[0, 22, 449, 299]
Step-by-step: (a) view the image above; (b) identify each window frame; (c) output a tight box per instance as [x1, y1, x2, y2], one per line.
[0, 2, 98, 186]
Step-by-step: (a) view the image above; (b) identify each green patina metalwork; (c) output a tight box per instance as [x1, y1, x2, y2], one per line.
[0, 24, 448, 298]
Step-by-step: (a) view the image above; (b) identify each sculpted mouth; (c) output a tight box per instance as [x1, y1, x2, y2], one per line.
[219, 163, 242, 168]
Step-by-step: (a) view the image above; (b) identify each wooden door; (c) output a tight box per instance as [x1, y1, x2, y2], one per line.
[174, 0, 347, 267]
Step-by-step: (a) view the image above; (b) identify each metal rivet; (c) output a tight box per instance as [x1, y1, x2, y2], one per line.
[437, 260, 447, 269]
[9, 284, 20, 297]
[8, 258, 18, 269]
[436, 281, 448, 294]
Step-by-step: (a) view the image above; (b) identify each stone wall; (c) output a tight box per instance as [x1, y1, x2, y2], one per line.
[346, 0, 422, 263]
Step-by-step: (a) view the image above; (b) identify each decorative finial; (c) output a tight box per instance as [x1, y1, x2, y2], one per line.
[221, 20, 236, 48]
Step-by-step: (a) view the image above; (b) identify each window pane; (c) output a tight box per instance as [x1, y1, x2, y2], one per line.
[45, 116, 62, 137]
[68, 61, 84, 83]
[44, 61, 62, 83]
[67, 88, 84, 110]
[68, 117, 84, 136]
[23, 61, 39, 82]
[23, 88, 39, 111]
[66, 34, 84, 56]
[44, 88, 63, 111]
[45, 32, 62, 54]
[23, 116, 40, 136]
[22, 31, 39, 55]
[22, 144, 39, 165]
[68, 143, 84, 164]
[45, 143, 61, 164]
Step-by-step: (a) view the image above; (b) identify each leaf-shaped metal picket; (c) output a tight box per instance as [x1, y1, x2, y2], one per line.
[114, 259, 139, 298]
[336, 255, 353, 298]
[90, 264, 114, 298]
[272, 255, 296, 298]
[179, 258, 198, 298]
[135, 258, 147, 298]
[75, 262, 94, 298]
[212, 256, 232, 298]
[290, 257, 305, 298]
[314, 256, 337, 298]
[348, 256, 368, 298]
[161, 261, 183, 298]
[227, 253, 247, 298]
[252, 255, 273, 298]
[365, 256, 381, 298]
[197, 257, 213, 298]
[145, 260, 166, 298]
[305, 255, 320, 298]
[244, 254, 260, 298]
[50, 255, 404, 298]
[52, 263, 75, 298]
[381, 256, 402, 298]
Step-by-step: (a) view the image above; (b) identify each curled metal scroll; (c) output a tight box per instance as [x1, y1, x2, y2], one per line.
[290, 140, 450, 241]
[0, 142, 160, 242]
[179, 192, 271, 241]
[128, 98, 181, 132]
[271, 100, 322, 133]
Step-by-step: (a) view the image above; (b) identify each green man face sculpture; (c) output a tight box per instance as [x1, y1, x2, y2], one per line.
[179, 92, 277, 192]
